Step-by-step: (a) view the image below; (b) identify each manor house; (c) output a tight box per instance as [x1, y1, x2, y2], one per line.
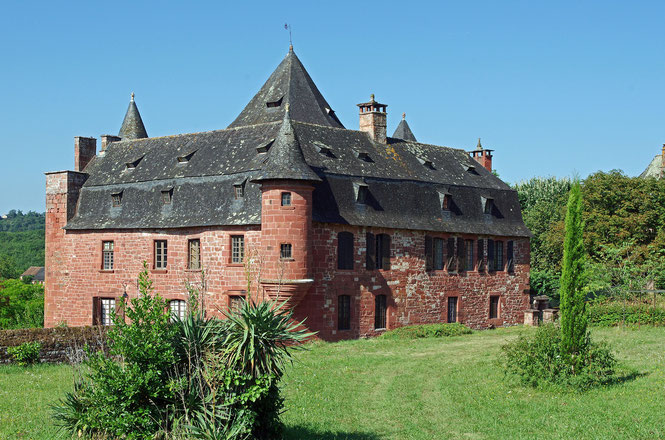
[45, 47, 531, 339]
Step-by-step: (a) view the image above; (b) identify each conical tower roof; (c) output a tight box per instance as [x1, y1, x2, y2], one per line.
[229, 48, 344, 129]
[392, 113, 417, 141]
[118, 93, 148, 139]
[251, 106, 321, 183]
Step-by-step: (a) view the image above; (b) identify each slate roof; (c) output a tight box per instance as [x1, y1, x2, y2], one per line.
[639, 153, 664, 179]
[392, 116, 417, 142]
[21, 266, 44, 282]
[65, 49, 530, 238]
[118, 93, 148, 140]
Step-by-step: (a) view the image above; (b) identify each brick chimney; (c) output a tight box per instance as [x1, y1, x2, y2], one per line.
[74, 137, 97, 172]
[468, 138, 493, 173]
[357, 94, 387, 144]
[101, 134, 121, 152]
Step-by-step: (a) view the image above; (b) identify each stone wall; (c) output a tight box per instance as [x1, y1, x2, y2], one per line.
[0, 326, 107, 364]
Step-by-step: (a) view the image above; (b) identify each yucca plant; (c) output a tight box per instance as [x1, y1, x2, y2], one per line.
[221, 299, 314, 378]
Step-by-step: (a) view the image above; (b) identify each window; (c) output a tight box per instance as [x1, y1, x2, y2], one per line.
[483, 197, 494, 215]
[281, 192, 292, 206]
[489, 296, 500, 319]
[229, 295, 245, 311]
[357, 152, 372, 162]
[375, 294, 387, 329]
[177, 151, 196, 163]
[507, 240, 515, 273]
[93, 297, 116, 326]
[366, 232, 375, 270]
[356, 185, 369, 204]
[465, 240, 474, 271]
[234, 184, 244, 199]
[477, 239, 485, 272]
[442, 194, 451, 211]
[375, 234, 391, 270]
[111, 191, 122, 207]
[434, 238, 444, 270]
[155, 240, 167, 269]
[487, 239, 495, 272]
[266, 96, 283, 108]
[457, 237, 466, 272]
[188, 239, 201, 270]
[337, 232, 354, 270]
[446, 237, 456, 272]
[447, 297, 458, 323]
[161, 188, 173, 205]
[102, 241, 114, 270]
[338, 295, 351, 330]
[280, 243, 292, 260]
[170, 299, 186, 322]
[495, 241, 504, 271]
[231, 235, 244, 264]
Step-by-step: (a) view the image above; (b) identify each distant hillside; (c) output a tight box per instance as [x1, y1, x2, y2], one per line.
[0, 211, 45, 275]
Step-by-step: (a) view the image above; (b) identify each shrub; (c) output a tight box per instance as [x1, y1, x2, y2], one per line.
[501, 324, 623, 391]
[380, 323, 472, 340]
[7, 341, 41, 366]
[588, 302, 665, 327]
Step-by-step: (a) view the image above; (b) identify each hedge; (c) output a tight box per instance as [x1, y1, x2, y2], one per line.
[588, 302, 665, 327]
[379, 323, 472, 339]
[0, 326, 107, 363]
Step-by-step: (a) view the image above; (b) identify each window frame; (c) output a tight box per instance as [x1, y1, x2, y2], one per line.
[169, 299, 187, 322]
[229, 294, 246, 311]
[93, 297, 116, 326]
[465, 239, 474, 271]
[374, 294, 387, 330]
[188, 238, 201, 270]
[154, 240, 168, 270]
[281, 192, 292, 207]
[102, 240, 114, 270]
[489, 296, 500, 319]
[231, 235, 245, 264]
[495, 240, 504, 271]
[338, 294, 351, 330]
[447, 296, 458, 323]
[280, 243, 293, 260]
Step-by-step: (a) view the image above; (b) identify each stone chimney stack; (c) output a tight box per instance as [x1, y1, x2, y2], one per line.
[74, 136, 97, 172]
[468, 138, 494, 173]
[357, 94, 387, 144]
[101, 134, 121, 152]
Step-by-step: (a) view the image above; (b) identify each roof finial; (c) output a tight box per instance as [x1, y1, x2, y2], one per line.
[477, 137, 483, 150]
[370, 93, 375, 101]
[285, 23, 293, 51]
[402, 112, 406, 120]
[130, 92, 135, 102]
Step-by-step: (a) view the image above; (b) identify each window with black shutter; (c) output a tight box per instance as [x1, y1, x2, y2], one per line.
[507, 240, 515, 273]
[93, 297, 115, 326]
[337, 232, 354, 270]
[365, 232, 375, 270]
[446, 237, 456, 272]
[477, 239, 485, 272]
[457, 237, 466, 272]
[495, 241, 504, 271]
[465, 240, 474, 271]
[487, 239, 495, 272]
[447, 296, 458, 323]
[338, 295, 351, 330]
[434, 238, 444, 270]
[425, 235, 433, 270]
[375, 294, 387, 329]
[376, 234, 391, 270]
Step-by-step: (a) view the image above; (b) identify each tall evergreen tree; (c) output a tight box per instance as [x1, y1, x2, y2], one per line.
[560, 181, 588, 360]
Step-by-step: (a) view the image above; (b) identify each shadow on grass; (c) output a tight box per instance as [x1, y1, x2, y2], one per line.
[283, 425, 383, 440]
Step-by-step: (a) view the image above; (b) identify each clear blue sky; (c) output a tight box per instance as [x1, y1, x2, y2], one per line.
[1, 0, 664, 214]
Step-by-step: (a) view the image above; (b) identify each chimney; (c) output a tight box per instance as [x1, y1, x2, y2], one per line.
[101, 134, 121, 152]
[661, 143, 665, 178]
[468, 138, 493, 173]
[357, 94, 387, 144]
[74, 136, 97, 172]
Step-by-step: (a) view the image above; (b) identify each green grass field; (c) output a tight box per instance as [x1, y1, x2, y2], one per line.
[2, 326, 664, 439]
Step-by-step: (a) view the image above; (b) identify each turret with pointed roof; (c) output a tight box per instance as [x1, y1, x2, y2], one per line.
[229, 48, 343, 129]
[252, 106, 321, 183]
[118, 93, 148, 140]
[392, 113, 417, 142]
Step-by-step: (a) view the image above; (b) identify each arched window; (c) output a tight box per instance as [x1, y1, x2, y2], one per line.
[337, 232, 354, 270]
[169, 299, 186, 322]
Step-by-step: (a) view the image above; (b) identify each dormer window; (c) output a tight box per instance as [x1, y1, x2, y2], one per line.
[482, 196, 494, 215]
[437, 190, 451, 211]
[464, 164, 478, 174]
[266, 96, 283, 108]
[418, 157, 435, 169]
[111, 191, 123, 207]
[233, 178, 246, 199]
[315, 142, 335, 157]
[125, 156, 143, 170]
[256, 139, 274, 154]
[354, 183, 369, 204]
[357, 152, 373, 162]
[177, 151, 196, 164]
[161, 187, 173, 205]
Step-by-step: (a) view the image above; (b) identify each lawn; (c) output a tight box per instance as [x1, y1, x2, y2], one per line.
[1, 326, 664, 439]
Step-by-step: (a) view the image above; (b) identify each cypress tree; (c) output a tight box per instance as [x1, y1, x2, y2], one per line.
[560, 181, 588, 361]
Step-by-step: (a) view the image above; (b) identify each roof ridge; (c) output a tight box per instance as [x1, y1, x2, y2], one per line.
[111, 121, 282, 144]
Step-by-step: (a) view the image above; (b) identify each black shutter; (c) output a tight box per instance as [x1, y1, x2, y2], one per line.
[425, 235, 433, 271]
[338, 232, 354, 270]
[477, 239, 485, 272]
[381, 235, 391, 270]
[507, 240, 514, 273]
[457, 237, 465, 272]
[447, 237, 456, 271]
[92, 297, 101, 326]
[434, 238, 444, 270]
[366, 232, 375, 270]
[487, 239, 495, 272]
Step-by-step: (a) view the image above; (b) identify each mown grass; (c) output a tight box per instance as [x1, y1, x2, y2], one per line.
[1, 326, 664, 439]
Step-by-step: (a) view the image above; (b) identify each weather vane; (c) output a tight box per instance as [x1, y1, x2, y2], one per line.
[284, 23, 292, 49]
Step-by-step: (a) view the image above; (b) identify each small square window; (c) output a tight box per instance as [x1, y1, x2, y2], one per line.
[111, 192, 122, 207]
[281, 192, 292, 206]
[102, 241, 114, 270]
[280, 243, 292, 260]
[234, 185, 244, 199]
[229, 295, 245, 311]
[161, 188, 173, 205]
